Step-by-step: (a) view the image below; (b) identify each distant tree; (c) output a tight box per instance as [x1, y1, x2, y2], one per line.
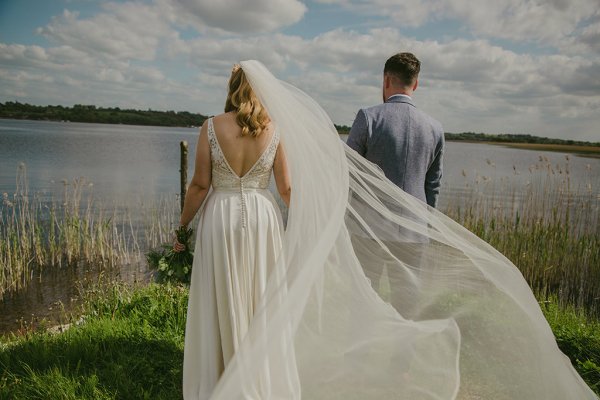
[443, 131, 599, 147]
[335, 124, 351, 135]
[0, 101, 598, 147]
[0, 102, 208, 128]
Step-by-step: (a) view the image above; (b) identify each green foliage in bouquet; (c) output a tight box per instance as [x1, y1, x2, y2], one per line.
[146, 226, 194, 284]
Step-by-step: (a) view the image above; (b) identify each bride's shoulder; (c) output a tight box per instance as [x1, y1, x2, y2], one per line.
[211, 112, 239, 131]
[212, 112, 235, 123]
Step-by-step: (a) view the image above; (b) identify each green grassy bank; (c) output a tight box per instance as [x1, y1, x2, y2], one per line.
[0, 283, 187, 400]
[1, 283, 599, 399]
[483, 141, 600, 158]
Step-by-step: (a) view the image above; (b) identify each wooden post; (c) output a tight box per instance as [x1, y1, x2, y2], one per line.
[180, 141, 188, 214]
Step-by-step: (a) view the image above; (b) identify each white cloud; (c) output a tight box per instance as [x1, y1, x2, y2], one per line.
[166, 0, 307, 33]
[317, 0, 600, 48]
[0, 44, 49, 64]
[0, 39, 178, 111]
[578, 21, 600, 53]
[37, 2, 177, 61]
[323, 0, 439, 27]
[167, 26, 599, 140]
[182, 33, 300, 73]
[559, 19, 600, 56]
[447, 0, 599, 45]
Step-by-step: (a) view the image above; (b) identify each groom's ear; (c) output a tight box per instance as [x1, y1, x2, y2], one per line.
[384, 74, 392, 89]
[412, 78, 419, 92]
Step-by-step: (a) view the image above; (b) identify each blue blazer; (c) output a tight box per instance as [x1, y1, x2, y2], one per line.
[347, 95, 444, 208]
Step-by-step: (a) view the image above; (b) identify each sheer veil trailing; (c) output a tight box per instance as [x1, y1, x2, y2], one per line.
[207, 60, 597, 399]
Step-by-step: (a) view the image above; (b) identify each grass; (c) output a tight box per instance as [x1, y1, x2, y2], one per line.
[444, 155, 600, 317]
[0, 282, 188, 400]
[543, 299, 600, 393]
[0, 283, 598, 399]
[0, 163, 180, 301]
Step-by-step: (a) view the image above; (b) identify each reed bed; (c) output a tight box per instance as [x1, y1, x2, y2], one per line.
[0, 163, 180, 301]
[2, 155, 598, 318]
[444, 155, 600, 317]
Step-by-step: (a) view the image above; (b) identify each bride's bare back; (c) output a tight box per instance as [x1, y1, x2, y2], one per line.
[176, 111, 291, 234]
[212, 112, 276, 178]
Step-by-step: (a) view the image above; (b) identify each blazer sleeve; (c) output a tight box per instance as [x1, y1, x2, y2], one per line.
[347, 109, 369, 156]
[425, 133, 444, 208]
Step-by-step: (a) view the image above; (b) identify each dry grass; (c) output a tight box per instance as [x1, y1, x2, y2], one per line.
[2, 155, 598, 317]
[0, 163, 180, 300]
[445, 155, 600, 316]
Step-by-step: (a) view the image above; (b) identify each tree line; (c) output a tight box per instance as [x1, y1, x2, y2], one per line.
[0, 102, 208, 127]
[1, 101, 356, 134]
[1, 102, 597, 146]
[444, 131, 599, 147]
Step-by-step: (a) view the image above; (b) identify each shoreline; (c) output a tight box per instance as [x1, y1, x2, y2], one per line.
[2, 118, 598, 152]
[447, 140, 600, 158]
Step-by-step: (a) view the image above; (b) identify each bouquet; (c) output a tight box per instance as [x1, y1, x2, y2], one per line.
[146, 226, 194, 284]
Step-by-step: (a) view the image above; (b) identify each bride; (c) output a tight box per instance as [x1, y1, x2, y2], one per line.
[176, 61, 598, 399]
[176, 64, 292, 399]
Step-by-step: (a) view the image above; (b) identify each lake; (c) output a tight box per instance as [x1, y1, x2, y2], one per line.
[1, 119, 597, 203]
[1, 119, 599, 333]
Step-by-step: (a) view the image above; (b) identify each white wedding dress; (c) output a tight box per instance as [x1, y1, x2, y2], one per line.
[183, 117, 292, 399]
[185, 61, 598, 400]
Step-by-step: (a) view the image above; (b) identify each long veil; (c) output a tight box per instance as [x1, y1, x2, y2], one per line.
[207, 60, 597, 399]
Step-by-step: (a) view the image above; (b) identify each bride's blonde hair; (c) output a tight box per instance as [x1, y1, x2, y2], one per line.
[224, 64, 270, 137]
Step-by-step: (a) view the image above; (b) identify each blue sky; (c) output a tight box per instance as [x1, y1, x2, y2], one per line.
[1, 0, 599, 141]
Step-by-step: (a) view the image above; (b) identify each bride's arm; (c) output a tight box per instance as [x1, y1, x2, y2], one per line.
[179, 121, 212, 228]
[273, 141, 291, 207]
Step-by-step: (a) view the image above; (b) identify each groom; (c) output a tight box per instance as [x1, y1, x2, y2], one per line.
[347, 52, 444, 318]
[347, 52, 444, 208]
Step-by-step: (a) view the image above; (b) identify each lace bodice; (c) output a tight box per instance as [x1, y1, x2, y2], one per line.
[207, 117, 279, 228]
[208, 117, 279, 190]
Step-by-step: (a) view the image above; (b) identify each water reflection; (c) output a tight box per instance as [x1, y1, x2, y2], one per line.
[0, 261, 150, 334]
[0, 119, 198, 201]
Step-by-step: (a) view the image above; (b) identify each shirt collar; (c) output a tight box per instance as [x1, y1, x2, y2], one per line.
[386, 93, 412, 101]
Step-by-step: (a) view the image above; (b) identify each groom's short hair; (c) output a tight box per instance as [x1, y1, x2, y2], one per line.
[384, 53, 420, 87]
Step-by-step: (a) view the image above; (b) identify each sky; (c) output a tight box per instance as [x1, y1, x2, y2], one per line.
[0, 0, 599, 141]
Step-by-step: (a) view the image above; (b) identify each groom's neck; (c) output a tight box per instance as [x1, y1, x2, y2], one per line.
[385, 89, 413, 102]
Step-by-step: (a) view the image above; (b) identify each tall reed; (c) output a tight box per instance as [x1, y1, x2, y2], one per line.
[444, 155, 600, 316]
[0, 164, 180, 300]
[3, 156, 598, 318]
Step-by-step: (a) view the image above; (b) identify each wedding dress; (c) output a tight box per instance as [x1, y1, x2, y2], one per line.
[183, 117, 296, 399]
[187, 61, 598, 399]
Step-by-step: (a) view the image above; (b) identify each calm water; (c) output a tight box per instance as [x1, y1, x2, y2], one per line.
[1, 119, 599, 333]
[2, 119, 598, 202]
[0, 119, 197, 201]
